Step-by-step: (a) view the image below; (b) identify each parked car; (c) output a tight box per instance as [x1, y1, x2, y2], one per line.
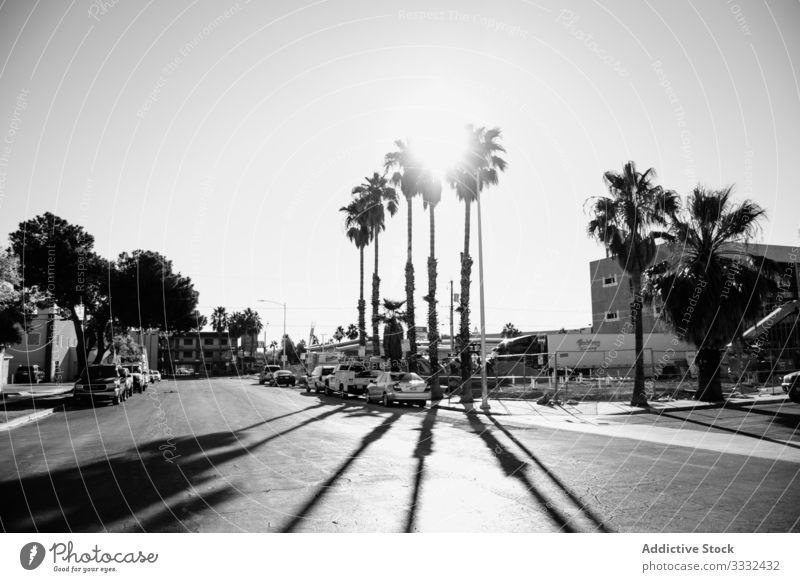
[149, 370, 162, 382]
[72, 365, 129, 406]
[782, 371, 800, 403]
[307, 365, 335, 393]
[259, 364, 281, 385]
[272, 370, 296, 387]
[121, 363, 148, 393]
[331, 362, 377, 397]
[364, 371, 429, 407]
[13, 364, 45, 384]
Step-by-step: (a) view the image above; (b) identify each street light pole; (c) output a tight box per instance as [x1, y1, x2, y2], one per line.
[476, 171, 490, 412]
[258, 299, 287, 364]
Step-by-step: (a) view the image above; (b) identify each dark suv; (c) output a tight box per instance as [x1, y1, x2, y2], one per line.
[14, 365, 45, 384]
[73, 365, 128, 406]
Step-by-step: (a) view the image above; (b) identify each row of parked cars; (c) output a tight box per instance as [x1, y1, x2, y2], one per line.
[72, 363, 161, 406]
[298, 362, 430, 407]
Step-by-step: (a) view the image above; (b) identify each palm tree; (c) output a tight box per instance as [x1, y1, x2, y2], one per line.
[345, 323, 359, 340]
[351, 172, 399, 357]
[333, 325, 345, 342]
[227, 311, 247, 368]
[380, 298, 406, 371]
[420, 168, 443, 399]
[269, 340, 278, 363]
[644, 187, 775, 402]
[501, 322, 521, 338]
[341, 197, 372, 349]
[385, 140, 423, 368]
[210, 306, 228, 374]
[587, 161, 679, 407]
[447, 125, 507, 402]
[241, 307, 263, 369]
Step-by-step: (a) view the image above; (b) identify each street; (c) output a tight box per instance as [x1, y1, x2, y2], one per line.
[1, 377, 798, 533]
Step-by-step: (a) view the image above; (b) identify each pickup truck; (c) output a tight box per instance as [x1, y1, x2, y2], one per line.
[329, 363, 381, 398]
[73, 364, 131, 406]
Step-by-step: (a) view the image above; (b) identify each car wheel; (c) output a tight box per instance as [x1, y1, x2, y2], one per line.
[789, 386, 800, 404]
[113, 394, 120, 405]
[382, 393, 390, 407]
[416, 400, 425, 408]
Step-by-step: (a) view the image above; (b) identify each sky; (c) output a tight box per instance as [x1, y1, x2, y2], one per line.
[1, 0, 799, 345]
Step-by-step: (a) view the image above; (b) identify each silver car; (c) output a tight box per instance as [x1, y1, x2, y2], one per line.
[364, 371, 429, 407]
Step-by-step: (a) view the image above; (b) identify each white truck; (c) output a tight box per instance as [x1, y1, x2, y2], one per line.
[329, 359, 382, 397]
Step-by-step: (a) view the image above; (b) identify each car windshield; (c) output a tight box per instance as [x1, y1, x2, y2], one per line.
[322, 367, 334, 374]
[389, 373, 421, 382]
[86, 366, 118, 379]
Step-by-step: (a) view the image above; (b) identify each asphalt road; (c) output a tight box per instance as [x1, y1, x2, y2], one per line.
[1, 377, 798, 533]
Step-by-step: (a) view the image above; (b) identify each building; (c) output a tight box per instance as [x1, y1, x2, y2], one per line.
[589, 243, 800, 370]
[164, 331, 234, 375]
[4, 307, 79, 383]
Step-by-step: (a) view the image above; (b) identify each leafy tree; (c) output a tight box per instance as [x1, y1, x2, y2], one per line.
[351, 172, 399, 356]
[587, 161, 679, 407]
[644, 187, 775, 401]
[501, 322, 521, 338]
[341, 196, 372, 348]
[447, 125, 507, 401]
[112, 250, 200, 332]
[0, 250, 43, 346]
[9, 213, 102, 374]
[332, 325, 345, 342]
[385, 140, 423, 366]
[112, 334, 144, 363]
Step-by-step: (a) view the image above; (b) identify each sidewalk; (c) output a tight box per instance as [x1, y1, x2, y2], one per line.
[432, 392, 789, 419]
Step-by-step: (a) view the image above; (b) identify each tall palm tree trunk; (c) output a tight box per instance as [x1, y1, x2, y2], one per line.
[695, 347, 724, 402]
[459, 198, 474, 403]
[372, 232, 381, 356]
[405, 197, 417, 371]
[358, 247, 366, 347]
[428, 205, 442, 400]
[630, 271, 647, 407]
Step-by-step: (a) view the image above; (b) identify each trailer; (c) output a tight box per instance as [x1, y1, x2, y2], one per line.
[489, 332, 695, 378]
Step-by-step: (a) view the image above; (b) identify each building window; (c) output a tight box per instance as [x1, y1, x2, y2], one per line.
[204, 338, 213, 345]
[27, 333, 41, 345]
[183, 351, 193, 359]
[602, 275, 617, 287]
[183, 338, 193, 346]
[605, 311, 619, 321]
[221, 338, 228, 346]
[204, 351, 212, 358]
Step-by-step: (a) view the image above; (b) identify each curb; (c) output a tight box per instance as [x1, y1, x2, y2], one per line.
[0, 406, 61, 432]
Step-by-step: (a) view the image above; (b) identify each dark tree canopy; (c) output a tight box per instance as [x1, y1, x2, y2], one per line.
[9, 212, 99, 312]
[112, 250, 200, 332]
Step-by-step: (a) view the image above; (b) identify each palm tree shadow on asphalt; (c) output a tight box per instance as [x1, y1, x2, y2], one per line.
[403, 405, 438, 532]
[485, 414, 613, 532]
[465, 412, 612, 533]
[0, 401, 364, 532]
[281, 411, 402, 532]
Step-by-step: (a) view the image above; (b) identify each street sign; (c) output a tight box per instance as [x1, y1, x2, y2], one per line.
[281, 355, 288, 364]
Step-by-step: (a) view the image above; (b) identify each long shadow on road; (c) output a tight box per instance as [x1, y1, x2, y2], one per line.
[281, 411, 402, 532]
[0, 401, 364, 532]
[486, 414, 612, 532]
[403, 406, 438, 532]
